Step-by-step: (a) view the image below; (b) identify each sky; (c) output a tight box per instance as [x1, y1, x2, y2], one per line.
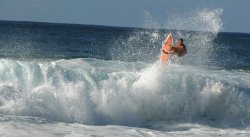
[0, 0, 249, 33]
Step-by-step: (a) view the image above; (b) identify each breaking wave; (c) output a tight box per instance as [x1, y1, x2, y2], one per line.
[0, 59, 250, 126]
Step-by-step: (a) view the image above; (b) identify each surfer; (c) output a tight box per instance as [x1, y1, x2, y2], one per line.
[162, 37, 187, 57]
[160, 34, 187, 63]
[174, 38, 187, 57]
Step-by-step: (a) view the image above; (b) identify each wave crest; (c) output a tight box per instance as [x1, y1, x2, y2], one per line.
[0, 59, 249, 126]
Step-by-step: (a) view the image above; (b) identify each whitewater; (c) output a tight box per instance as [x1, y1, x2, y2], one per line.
[1, 58, 250, 136]
[1, 9, 250, 136]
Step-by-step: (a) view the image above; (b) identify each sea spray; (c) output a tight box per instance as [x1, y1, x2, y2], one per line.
[165, 9, 224, 66]
[110, 9, 224, 67]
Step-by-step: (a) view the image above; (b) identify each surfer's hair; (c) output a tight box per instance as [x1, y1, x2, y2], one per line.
[178, 38, 183, 42]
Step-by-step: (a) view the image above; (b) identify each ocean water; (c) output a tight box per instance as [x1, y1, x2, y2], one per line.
[0, 9, 250, 136]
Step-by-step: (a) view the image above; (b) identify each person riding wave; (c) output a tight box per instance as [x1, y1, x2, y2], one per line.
[162, 37, 187, 57]
[174, 38, 187, 57]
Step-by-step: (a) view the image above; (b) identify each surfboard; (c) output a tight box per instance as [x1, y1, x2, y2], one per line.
[160, 33, 174, 63]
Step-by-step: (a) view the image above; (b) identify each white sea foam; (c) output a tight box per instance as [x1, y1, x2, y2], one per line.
[0, 59, 250, 137]
[0, 58, 250, 126]
[1, 117, 250, 137]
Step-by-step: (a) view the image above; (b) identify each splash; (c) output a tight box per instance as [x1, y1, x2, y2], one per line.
[0, 59, 250, 125]
[164, 9, 224, 66]
[110, 8, 224, 67]
[109, 11, 163, 62]
[166, 8, 223, 33]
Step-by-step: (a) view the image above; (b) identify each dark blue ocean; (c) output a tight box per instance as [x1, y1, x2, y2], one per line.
[0, 20, 250, 136]
[0, 21, 249, 70]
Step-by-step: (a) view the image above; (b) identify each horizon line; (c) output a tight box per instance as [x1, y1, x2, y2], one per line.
[0, 19, 249, 35]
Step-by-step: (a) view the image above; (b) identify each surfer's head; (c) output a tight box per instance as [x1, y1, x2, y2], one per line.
[178, 38, 183, 42]
[178, 38, 184, 44]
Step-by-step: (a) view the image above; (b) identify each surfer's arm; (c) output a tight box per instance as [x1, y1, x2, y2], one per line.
[177, 49, 187, 57]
